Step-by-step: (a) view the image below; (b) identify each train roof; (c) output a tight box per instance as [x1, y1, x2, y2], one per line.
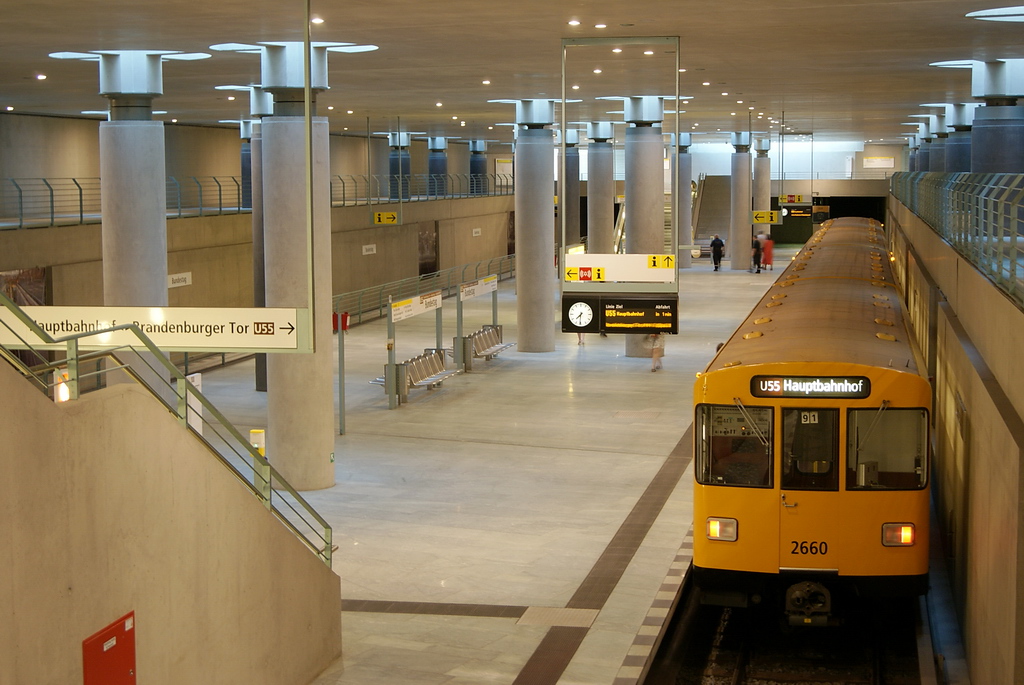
[704, 217, 922, 376]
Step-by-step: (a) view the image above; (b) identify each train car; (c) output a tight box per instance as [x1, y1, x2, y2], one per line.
[692, 217, 930, 626]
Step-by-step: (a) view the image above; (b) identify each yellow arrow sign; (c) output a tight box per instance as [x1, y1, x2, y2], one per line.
[647, 254, 675, 269]
[374, 212, 398, 224]
[778, 194, 804, 204]
[751, 210, 779, 224]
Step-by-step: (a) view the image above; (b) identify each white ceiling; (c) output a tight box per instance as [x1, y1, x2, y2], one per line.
[4, 0, 1024, 148]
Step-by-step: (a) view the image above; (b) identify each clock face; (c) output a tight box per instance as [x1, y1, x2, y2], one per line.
[568, 301, 593, 327]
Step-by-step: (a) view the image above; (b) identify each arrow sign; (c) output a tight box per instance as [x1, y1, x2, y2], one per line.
[564, 268, 579, 281]
[282, 323, 296, 335]
[751, 210, 780, 224]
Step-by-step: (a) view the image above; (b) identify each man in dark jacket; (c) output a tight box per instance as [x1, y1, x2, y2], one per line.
[710, 234, 725, 271]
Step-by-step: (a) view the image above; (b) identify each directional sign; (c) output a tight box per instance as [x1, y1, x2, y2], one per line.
[751, 210, 780, 224]
[391, 290, 442, 323]
[561, 293, 678, 334]
[564, 266, 606, 282]
[564, 254, 676, 283]
[0, 306, 302, 352]
[778, 194, 805, 204]
[460, 275, 498, 300]
[374, 212, 398, 224]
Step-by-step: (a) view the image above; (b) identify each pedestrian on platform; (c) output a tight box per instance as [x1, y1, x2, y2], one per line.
[710, 234, 725, 271]
[751, 235, 762, 273]
[649, 333, 665, 371]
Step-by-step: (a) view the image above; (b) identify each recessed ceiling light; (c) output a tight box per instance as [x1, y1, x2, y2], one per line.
[171, 118, 178, 123]
[327, 106, 334, 110]
[347, 110, 354, 114]
[593, 68, 602, 74]
[595, 23, 607, 28]
[967, 5, 1024, 21]
[452, 115, 458, 120]
[436, 102, 443, 107]
[488, 126, 494, 130]
[227, 96, 235, 101]
[736, 100, 743, 104]
[568, 20, 581, 26]
[36, 74, 47, 80]
[644, 50, 654, 55]
[311, 16, 324, 24]
[6, 106, 14, 111]
[482, 80, 491, 85]
[730, 112, 736, 116]
[679, 68, 687, 73]
[702, 82, 710, 86]
[722, 92, 729, 96]
[572, 85, 580, 90]
[460, 121, 466, 126]
[612, 48, 622, 53]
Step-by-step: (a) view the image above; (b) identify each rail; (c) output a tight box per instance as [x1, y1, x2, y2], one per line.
[0, 292, 333, 566]
[333, 255, 516, 325]
[890, 171, 1024, 309]
[1, 173, 515, 229]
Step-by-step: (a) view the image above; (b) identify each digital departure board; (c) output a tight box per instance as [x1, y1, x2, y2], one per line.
[750, 375, 871, 399]
[561, 294, 678, 335]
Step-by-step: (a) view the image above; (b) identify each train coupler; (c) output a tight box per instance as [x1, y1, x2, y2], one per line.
[785, 581, 832, 626]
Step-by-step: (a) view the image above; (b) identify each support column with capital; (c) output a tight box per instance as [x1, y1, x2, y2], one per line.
[729, 132, 753, 271]
[586, 122, 615, 254]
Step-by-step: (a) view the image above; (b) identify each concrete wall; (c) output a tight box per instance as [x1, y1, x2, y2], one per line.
[164, 124, 241, 179]
[889, 197, 1024, 685]
[0, 113, 101, 178]
[0, 361, 341, 684]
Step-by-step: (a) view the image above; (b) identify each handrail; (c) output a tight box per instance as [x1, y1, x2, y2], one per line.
[0, 291, 333, 567]
[1, 172, 514, 230]
[891, 171, 1024, 310]
[332, 254, 517, 325]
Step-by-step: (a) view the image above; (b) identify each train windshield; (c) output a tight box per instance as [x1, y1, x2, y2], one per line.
[696, 404, 773, 487]
[847, 407, 928, 490]
[781, 408, 839, 491]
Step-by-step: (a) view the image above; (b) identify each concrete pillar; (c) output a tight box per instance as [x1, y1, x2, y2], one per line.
[389, 132, 411, 200]
[586, 122, 615, 254]
[672, 133, 693, 267]
[927, 114, 948, 172]
[624, 96, 665, 358]
[971, 60, 1024, 172]
[246, 87, 273, 393]
[470, 139, 488, 194]
[514, 100, 556, 353]
[427, 136, 448, 197]
[729, 132, 752, 271]
[753, 138, 771, 216]
[907, 136, 919, 172]
[946, 103, 978, 173]
[917, 138, 932, 173]
[562, 130, 581, 247]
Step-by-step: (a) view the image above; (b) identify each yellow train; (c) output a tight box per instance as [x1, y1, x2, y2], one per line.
[692, 217, 930, 625]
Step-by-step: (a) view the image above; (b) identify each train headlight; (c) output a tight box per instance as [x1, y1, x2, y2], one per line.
[882, 523, 915, 546]
[706, 517, 738, 541]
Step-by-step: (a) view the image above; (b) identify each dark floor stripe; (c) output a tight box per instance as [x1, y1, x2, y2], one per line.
[510, 426, 695, 684]
[566, 425, 694, 611]
[511, 627, 590, 685]
[341, 599, 527, 619]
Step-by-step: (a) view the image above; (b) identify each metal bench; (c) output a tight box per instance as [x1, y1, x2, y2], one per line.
[369, 349, 462, 401]
[468, 325, 515, 360]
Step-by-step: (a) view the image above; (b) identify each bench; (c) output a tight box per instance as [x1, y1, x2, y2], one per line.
[369, 348, 462, 402]
[468, 325, 515, 360]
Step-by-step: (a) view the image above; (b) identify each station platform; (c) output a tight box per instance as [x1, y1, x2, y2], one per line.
[198, 256, 788, 685]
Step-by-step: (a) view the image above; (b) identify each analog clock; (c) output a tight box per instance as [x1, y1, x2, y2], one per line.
[567, 301, 594, 327]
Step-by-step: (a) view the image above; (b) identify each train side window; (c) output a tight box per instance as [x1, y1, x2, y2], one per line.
[695, 404, 773, 488]
[781, 408, 839, 491]
[847, 408, 928, 490]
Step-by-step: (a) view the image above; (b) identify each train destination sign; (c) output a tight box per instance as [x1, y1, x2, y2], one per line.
[561, 294, 678, 335]
[0, 306, 304, 352]
[750, 375, 872, 399]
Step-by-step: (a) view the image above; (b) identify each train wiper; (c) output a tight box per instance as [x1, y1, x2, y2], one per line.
[855, 400, 890, 463]
[733, 397, 769, 448]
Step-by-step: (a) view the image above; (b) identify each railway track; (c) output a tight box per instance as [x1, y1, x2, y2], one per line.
[645, 577, 925, 685]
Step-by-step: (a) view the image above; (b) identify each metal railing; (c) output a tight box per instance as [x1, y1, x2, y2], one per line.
[0, 292, 332, 566]
[891, 171, 1024, 308]
[331, 173, 514, 206]
[333, 255, 516, 324]
[2, 173, 515, 229]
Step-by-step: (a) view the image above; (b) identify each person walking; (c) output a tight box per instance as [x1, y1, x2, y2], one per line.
[710, 234, 725, 271]
[649, 332, 665, 371]
[750, 235, 762, 273]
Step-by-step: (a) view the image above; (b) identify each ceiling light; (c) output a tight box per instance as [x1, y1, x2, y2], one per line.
[482, 80, 491, 85]
[327, 106, 334, 110]
[568, 19, 581, 26]
[736, 100, 743, 104]
[644, 50, 654, 55]
[679, 68, 687, 73]
[452, 115, 458, 120]
[967, 5, 1024, 21]
[595, 23, 607, 28]
[593, 68, 602, 74]
[722, 92, 728, 96]
[460, 121, 466, 126]
[347, 110, 354, 114]
[572, 85, 580, 90]
[730, 112, 736, 116]
[436, 102, 443, 107]
[311, 17, 324, 24]
[5, 106, 13, 111]
[702, 82, 710, 86]
[227, 96, 235, 101]
[36, 74, 47, 80]
[612, 48, 622, 53]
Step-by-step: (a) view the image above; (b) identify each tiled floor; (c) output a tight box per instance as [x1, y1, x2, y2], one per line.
[199, 256, 786, 685]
